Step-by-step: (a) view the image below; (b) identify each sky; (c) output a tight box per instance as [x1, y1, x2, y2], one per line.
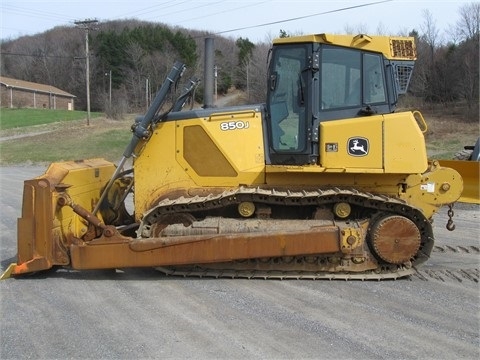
[0, 0, 473, 43]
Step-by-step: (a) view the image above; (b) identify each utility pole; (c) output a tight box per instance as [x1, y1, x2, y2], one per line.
[214, 65, 218, 103]
[75, 18, 98, 126]
[145, 77, 149, 111]
[203, 37, 214, 108]
[105, 70, 112, 107]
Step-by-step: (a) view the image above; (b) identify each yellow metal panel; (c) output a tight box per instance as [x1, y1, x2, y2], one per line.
[183, 125, 238, 177]
[134, 121, 195, 219]
[134, 110, 266, 218]
[320, 116, 383, 171]
[40, 159, 116, 239]
[266, 165, 326, 173]
[175, 109, 265, 186]
[273, 34, 416, 60]
[439, 160, 479, 204]
[400, 164, 464, 218]
[383, 112, 428, 173]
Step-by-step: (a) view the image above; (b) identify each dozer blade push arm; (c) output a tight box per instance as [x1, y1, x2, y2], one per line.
[123, 60, 186, 159]
[92, 61, 186, 215]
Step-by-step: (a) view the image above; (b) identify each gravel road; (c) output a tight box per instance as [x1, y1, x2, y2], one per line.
[1, 166, 479, 360]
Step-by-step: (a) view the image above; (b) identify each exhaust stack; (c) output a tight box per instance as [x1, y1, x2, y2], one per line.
[203, 37, 214, 108]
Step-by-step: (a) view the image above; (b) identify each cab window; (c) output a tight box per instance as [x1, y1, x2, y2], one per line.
[321, 47, 361, 109]
[363, 53, 386, 104]
[268, 46, 307, 152]
[321, 46, 387, 109]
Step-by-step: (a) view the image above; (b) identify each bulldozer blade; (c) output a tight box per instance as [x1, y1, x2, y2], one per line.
[439, 160, 479, 204]
[5, 159, 117, 277]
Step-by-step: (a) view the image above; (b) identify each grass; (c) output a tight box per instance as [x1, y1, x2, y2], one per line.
[0, 128, 131, 163]
[0, 106, 478, 165]
[0, 112, 133, 164]
[0, 108, 102, 130]
[423, 115, 479, 159]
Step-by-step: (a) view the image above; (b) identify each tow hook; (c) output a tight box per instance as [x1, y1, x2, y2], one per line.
[446, 203, 456, 231]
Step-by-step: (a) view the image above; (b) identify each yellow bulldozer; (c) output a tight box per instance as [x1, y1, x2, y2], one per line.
[2, 33, 465, 280]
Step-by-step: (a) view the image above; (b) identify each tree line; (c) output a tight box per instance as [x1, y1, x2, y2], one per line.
[409, 5, 479, 120]
[0, 3, 478, 121]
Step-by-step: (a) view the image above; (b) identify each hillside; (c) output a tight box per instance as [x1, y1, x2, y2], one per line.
[1, 6, 479, 122]
[0, 19, 264, 114]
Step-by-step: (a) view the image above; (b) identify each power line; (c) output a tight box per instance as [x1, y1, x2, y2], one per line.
[1, 0, 394, 44]
[0, 52, 80, 59]
[211, 0, 393, 36]
[148, 0, 225, 19]
[111, 0, 178, 18]
[1, 3, 78, 37]
[174, 1, 272, 25]
[1, 4, 75, 22]
[115, 0, 191, 19]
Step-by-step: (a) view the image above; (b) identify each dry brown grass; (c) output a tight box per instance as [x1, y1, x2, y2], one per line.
[421, 111, 479, 159]
[1, 104, 478, 164]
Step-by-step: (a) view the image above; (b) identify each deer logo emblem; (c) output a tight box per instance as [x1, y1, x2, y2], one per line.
[348, 137, 369, 156]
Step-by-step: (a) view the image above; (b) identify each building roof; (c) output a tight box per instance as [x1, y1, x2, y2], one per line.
[0, 76, 76, 98]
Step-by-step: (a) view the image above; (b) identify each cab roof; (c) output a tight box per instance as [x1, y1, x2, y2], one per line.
[272, 33, 416, 61]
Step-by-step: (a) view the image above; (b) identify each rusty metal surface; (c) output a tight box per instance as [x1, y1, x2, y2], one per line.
[14, 179, 57, 275]
[10, 160, 116, 276]
[370, 215, 421, 264]
[157, 217, 335, 237]
[69, 226, 343, 270]
[139, 186, 434, 268]
[10, 180, 436, 279]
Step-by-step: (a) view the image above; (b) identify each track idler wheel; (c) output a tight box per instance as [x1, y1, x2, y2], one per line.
[369, 215, 421, 264]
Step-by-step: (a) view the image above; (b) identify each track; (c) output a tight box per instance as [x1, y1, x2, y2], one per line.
[155, 265, 416, 280]
[158, 267, 479, 283]
[156, 242, 479, 283]
[139, 186, 433, 279]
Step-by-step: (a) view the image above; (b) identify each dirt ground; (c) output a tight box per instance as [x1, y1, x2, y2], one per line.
[0, 166, 479, 360]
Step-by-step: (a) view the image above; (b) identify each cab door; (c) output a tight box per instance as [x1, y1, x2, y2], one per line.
[267, 44, 317, 165]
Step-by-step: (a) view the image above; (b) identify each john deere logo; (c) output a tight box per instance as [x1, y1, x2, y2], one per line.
[348, 137, 369, 156]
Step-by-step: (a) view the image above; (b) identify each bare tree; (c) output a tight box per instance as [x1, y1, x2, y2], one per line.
[456, 4, 479, 119]
[248, 42, 269, 103]
[418, 9, 442, 102]
[375, 22, 389, 36]
[343, 23, 369, 35]
[456, 2, 480, 41]
[421, 9, 442, 45]
[122, 42, 147, 110]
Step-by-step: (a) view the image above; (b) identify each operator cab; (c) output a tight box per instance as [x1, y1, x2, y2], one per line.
[266, 34, 415, 165]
